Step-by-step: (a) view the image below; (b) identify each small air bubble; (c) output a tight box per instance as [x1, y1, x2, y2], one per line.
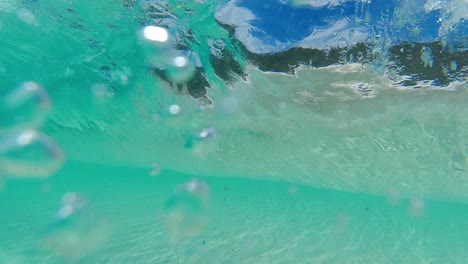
[120, 75, 128, 85]
[387, 188, 401, 206]
[185, 128, 218, 156]
[408, 197, 425, 217]
[91, 83, 108, 97]
[149, 162, 161, 176]
[197, 128, 217, 139]
[152, 113, 161, 122]
[165, 54, 196, 84]
[57, 192, 88, 220]
[333, 213, 349, 237]
[41, 183, 51, 193]
[323, 45, 332, 56]
[356, 51, 364, 61]
[450, 61, 458, 71]
[288, 185, 297, 195]
[43, 193, 109, 260]
[278, 102, 286, 110]
[169, 104, 181, 115]
[337, 38, 348, 49]
[0, 130, 64, 178]
[163, 179, 210, 242]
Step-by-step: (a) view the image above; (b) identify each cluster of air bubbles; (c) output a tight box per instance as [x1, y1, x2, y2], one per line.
[138, 25, 196, 84]
[42, 193, 109, 260]
[163, 179, 210, 243]
[0, 82, 64, 180]
[386, 189, 426, 217]
[0, 129, 64, 178]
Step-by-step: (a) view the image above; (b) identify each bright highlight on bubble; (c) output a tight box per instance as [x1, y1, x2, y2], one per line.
[0, 129, 64, 178]
[143, 26, 169, 42]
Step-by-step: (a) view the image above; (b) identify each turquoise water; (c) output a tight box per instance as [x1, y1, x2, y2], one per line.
[1, 0, 468, 263]
[1, 162, 468, 263]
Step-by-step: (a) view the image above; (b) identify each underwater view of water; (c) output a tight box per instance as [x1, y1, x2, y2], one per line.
[0, 0, 467, 263]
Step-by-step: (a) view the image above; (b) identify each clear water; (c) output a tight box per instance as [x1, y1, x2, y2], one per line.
[0, 0, 467, 263]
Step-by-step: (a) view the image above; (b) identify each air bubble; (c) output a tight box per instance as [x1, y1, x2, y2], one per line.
[288, 185, 297, 195]
[337, 38, 349, 49]
[450, 61, 458, 71]
[197, 128, 217, 139]
[387, 188, 401, 206]
[42, 193, 109, 260]
[165, 53, 196, 84]
[420, 46, 434, 68]
[323, 45, 332, 56]
[149, 162, 161, 176]
[278, 102, 286, 111]
[138, 25, 174, 67]
[0, 130, 64, 178]
[1, 81, 51, 132]
[333, 213, 349, 237]
[184, 128, 218, 156]
[169, 104, 181, 115]
[91, 83, 109, 96]
[17, 8, 37, 26]
[408, 197, 425, 217]
[56, 192, 88, 220]
[163, 179, 210, 243]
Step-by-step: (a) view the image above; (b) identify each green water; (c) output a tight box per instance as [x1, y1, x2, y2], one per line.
[1, 162, 468, 263]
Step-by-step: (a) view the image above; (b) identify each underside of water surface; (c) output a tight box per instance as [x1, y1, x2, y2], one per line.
[0, 0, 467, 263]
